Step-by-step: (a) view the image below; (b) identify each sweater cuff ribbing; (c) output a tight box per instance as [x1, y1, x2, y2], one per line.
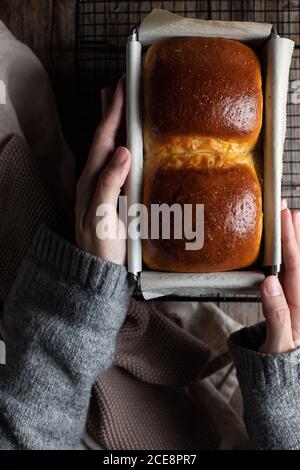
[228, 323, 300, 390]
[29, 225, 129, 297]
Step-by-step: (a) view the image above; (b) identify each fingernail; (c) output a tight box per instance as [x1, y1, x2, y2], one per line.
[264, 276, 283, 296]
[294, 211, 300, 225]
[281, 199, 288, 210]
[114, 147, 128, 165]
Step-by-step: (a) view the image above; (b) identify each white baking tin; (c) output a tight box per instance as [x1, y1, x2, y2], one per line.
[126, 9, 294, 300]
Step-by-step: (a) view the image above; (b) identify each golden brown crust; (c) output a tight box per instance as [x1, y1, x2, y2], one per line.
[143, 37, 262, 152]
[142, 37, 263, 273]
[143, 162, 263, 272]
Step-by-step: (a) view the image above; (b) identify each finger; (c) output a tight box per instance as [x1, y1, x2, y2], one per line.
[86, 75, 125, 176]
[281, 198, 287, 210]
[91, 146, 131, 212]
[292, 210, 300, 250]
[281, 207, 300, 271]
[281, 207, 300, 341]
[101, 87, 114, 116]
[76, 76, 125, 221]
[260, 276, 294, 353]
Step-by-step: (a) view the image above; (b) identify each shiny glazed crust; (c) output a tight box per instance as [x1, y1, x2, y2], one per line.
[142, 37, 263, 272]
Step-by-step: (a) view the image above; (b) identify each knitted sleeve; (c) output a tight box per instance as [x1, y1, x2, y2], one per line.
[0, 225, 131, 449]
[228, 322, 300, 450]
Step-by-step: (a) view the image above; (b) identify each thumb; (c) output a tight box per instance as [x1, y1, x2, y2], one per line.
[260, 276, 295, 354]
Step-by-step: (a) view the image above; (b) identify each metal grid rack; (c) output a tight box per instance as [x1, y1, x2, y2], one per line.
[76, 0, 300, 301]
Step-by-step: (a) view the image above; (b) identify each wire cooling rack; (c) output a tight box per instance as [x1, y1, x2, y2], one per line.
[76, 0, 300, 301]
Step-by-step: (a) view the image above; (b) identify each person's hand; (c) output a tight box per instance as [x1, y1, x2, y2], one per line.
[259, 200, 300, 353]
[76, 76, 131, 265]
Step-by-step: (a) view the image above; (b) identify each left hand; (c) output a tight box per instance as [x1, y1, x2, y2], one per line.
[259, 199, 300, 353]
[75, 76, 131, 265]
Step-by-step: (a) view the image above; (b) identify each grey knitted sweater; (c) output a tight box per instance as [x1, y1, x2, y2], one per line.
[0, 226, 299, 450]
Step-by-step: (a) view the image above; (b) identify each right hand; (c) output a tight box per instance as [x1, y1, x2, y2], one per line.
[259, 200, 300, 354]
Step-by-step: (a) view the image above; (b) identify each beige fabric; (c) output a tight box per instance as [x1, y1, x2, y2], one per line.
[155, 301, 248, 440]
[155, 301, 243, 403]
[86, 300, 249, 450]
[0, 20, 75, 225]
[87, 299, 220, 450]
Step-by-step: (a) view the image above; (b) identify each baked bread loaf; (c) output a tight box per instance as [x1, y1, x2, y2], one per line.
[142, 37, 263, 272]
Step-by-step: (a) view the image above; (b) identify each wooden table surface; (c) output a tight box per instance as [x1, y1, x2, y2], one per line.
[0, 0, 278, 326]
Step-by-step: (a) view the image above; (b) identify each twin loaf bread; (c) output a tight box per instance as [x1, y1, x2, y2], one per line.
[142, 37, 263, 272]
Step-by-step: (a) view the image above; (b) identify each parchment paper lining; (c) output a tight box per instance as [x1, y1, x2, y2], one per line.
[126, 9, 294, 300]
